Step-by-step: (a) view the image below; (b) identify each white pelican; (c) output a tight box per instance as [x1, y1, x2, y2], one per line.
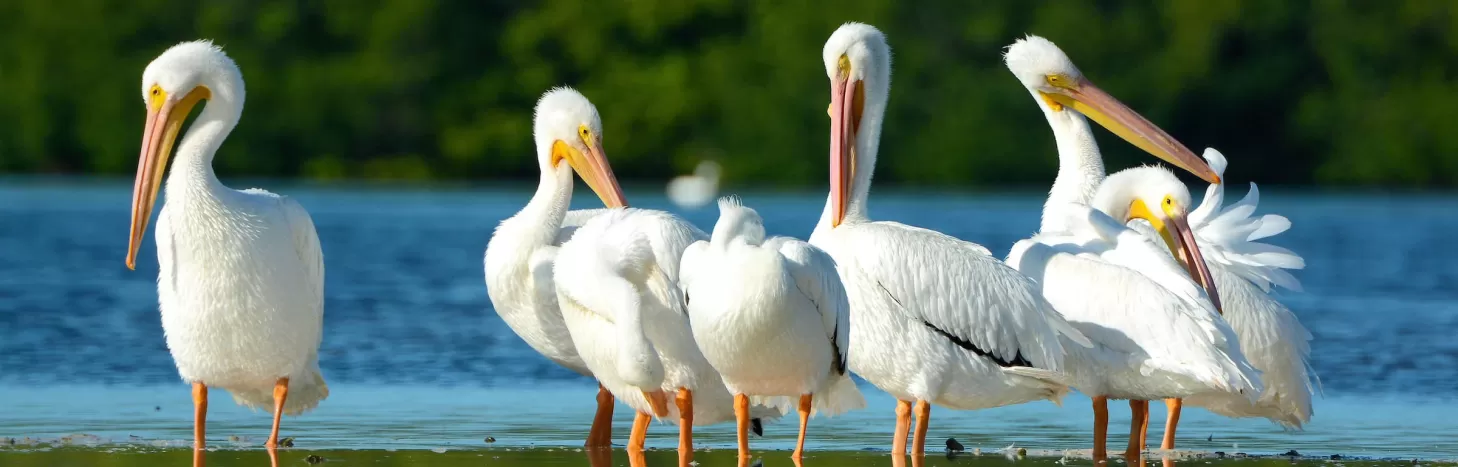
[808, 23, 1090, 458]
[666, 160, 721, 209]
[1002, 35, 1259, 459]
[554, 207, 778, 467]
[484, 87, 627, 447]
[1151, 149, 1316, 432]
[125, 41, 328, 467]
[679, 196, 865, 460]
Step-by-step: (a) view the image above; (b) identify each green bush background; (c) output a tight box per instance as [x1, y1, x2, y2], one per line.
[2, 1, 1454, 187]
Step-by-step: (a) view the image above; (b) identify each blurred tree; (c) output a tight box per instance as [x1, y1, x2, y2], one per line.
[0, 0, 1453, 187]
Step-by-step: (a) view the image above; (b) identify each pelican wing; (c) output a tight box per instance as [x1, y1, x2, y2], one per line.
[556, 208, 612, 245]
[1013, 205, 1260, 394]
[767, 237, 851, 375]
[278, 196, 325, 317]
[832, 221, 1075, 371]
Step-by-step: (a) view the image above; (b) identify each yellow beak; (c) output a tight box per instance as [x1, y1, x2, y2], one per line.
[127, 85, 210, 270]
[554, 137, 628, 209]
[1128, 199, 1223, 313]
[1044, 78, 1220, 184]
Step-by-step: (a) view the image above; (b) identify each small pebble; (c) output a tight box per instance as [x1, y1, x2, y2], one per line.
[1214, 451, 1226, 458]
[1330, 454, 1343, 460]
[1283, 449, 1300, 457]
[484, 437, 496, 443]
[305, 454, 325, 464]
[1234, 452, 1248, 458]
[279, 437, 295, 448]
[946, 437, 965, 453]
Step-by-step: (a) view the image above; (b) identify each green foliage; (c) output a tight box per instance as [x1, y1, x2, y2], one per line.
[1, 1, 1455, 187]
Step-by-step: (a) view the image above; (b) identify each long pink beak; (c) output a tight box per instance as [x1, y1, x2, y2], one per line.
[1168, 213, 1222, 312]
[829, 76, 858, 228]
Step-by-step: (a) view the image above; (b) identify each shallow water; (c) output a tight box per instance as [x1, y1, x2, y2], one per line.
[2, 180, 1457, 459]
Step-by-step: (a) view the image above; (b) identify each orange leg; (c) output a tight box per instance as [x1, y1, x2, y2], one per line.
[1126, 400, 1147, 459]
[911, 399, 930, 458]
[1092, 396, 1109, 462]
[587, 384, 615, 447]
[643, 390, 669, 417]
[1139, 403, 1151, 452]
[266, 378, 289, 467]
[892, 400, 912, 456]
[1161, 398, 1182, 450]
[734, 393, 750, 460]
[628, 411, 651, 453]
[792, 394, 812, 459]
[192, 383, 207, 467]
[676, 388, 694, 467]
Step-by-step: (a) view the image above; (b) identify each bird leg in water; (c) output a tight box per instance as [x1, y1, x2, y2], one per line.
[1139, 404, 1151, 452]
[892, 399, 912, 456]
[911, 400, 931, 458]
[628, 411, 651, 453]
[734, 393, 750, 460]
[1162, 398, 1183, 450]
[1092, 396, 1109, 462]
[586, 384, 615, 447]
[793, 394, 813, 459]
[676, 388, 694, 467]
[192, 383, 207, 467]
[1126, 400, 1147, 459]
[267, 377, 290, 467]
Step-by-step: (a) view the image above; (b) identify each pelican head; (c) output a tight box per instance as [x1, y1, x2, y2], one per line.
[533, 87, 628, 209]
[127, 40, 245, 270]
[823, 22, 891, 228]
[1094, 166, 1222, 311]
[1004, 35, 1219, 185]
[710, 196, 766, 246]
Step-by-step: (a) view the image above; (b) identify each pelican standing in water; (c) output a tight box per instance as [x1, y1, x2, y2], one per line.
[679, 196, 865, 460]
[809, 23, 1090, 458]
[554, 208, 779, 467]
[1153, 149, 1316, 432]
[126, 41, 328, 467]
[484, 87, 627, 447]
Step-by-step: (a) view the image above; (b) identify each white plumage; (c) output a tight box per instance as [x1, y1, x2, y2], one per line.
[1009, 172, 1263, 401]
[1151, 149, 1318, 429]
[679, 196, 864, 458]
[811, 23, 1088, 457]
[1002, 35, 1258, 458]
[484, 87, 628, 447]
[126, 41, 327, 465]
[553, 208, 778, 462]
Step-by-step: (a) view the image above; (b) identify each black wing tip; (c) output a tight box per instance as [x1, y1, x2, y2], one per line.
[921, 320, 1033, 368]
[751, 418, 764, 437]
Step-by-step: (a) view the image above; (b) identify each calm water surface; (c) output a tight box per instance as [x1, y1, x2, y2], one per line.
[1, 180, 1456, 459]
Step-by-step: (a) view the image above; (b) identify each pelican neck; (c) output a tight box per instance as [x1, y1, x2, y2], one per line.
[1039, 102, 1106, 233]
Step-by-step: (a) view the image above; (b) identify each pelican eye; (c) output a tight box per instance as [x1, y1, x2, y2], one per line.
[1164, 196, 1173, 206]
[1045, 74, 1072, 88]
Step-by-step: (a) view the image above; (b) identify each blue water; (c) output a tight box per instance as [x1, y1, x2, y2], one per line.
[2, 180, 1456, 458]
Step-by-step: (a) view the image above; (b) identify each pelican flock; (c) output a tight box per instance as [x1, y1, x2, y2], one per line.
[116, 20, 1313, 466]
[127, 41, 328, 467]
[1002, 35, 1262, 459]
